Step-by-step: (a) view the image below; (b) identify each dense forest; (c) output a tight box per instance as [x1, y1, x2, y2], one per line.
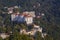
[0, 0, 60, 40]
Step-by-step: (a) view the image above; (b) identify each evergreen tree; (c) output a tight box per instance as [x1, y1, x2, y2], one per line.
[44, 35, 53, 40]
[35, 31, 43, 40]
[10, 31, 21, 40]
[4, 37, 9, 40]
[0, 37, 3, 40]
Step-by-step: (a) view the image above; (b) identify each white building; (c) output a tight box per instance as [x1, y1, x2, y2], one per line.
[8, 7, 14, 14]
[20, 29, 36, 35]
[26, 29, 36, 35]
[0, 33, 9, 39]
[41, 13, 45, 16]
[33, 24, 40, 28]
[11, 12, 20, 21]
[25, 15, 33, 25]
[11, 14, 15, 21]
[20, 29, 26, 34]
[11, 11, 35, 25]
[14, 6, 19, 8]
[20, 25, 43, 36]
[42, 33, 47, 38]
[11, 14, 17, 21]
[29, 11, 35, 17]
[23, 11, 35, 25]
[33, 24, 42, 32]
[23, 11, 35, 17]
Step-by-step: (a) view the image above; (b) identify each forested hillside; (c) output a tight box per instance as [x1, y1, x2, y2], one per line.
[0, 0, 60, 40]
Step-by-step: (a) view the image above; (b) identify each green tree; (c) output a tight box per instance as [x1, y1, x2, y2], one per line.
[35, 31, 43, 40]
[6, 25, 12, 33]
[4, 14, 11, 25]
[4, 37, 9, 40]
[13, 24, 20, 32]
[21, 34, 33, 40]
[0, 26, 6, 33]
[9, 31, 33, 40]
[0, 37, 3, 40]
[20, 24, 27, 29]
[10, 31, 22, 40]
[44, 35, 53, 40]
[0, 16, 3, 26]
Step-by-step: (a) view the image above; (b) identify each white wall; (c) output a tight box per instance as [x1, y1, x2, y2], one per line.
[25, 17, 33, 24]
